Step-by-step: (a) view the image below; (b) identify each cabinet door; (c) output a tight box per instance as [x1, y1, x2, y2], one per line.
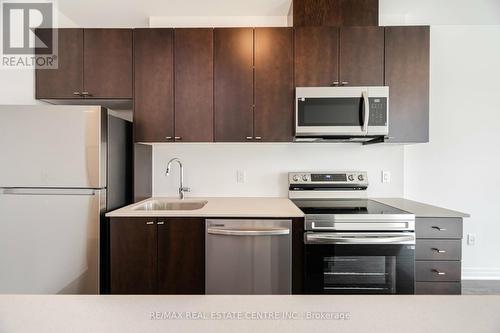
[110, 218, 157, 294]
[133, 29, 174, 142]
[35, 28, 83, 99]
[83, 29, 133, 98]
[293, 0, 378, 27]
[295, 27, 339, 87]
[339, 26, 384, 86]
[385, 26, 430, 143]
[174, 28, 214, 142]
[254, 28, 294, 142]
[214, 28, 254, 142]
[158, 218, 205, 294]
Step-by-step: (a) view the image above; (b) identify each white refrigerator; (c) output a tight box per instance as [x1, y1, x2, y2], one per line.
[0, 105, 132, 294]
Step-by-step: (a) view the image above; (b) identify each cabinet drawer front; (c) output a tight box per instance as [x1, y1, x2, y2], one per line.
[416, 218, 463, 239]
[416, 282, 461, 295]
[416, 240, 462, 261]
[416, 261, 461, 282]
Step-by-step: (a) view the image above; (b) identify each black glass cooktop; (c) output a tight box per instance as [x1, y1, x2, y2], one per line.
[292, 199, 411, 215]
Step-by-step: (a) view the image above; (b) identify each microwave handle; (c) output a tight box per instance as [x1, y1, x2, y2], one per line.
[362, 91, 370, 134]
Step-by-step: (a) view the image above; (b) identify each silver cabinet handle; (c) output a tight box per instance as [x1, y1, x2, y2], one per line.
[432, 269, 446, 276]
[255, 136, 262, 140]
[165, 136, 173, 140]
[432, 248, 447, 253]
[174, 136, 182, 140]
[432, 226, 447, 231]
[341, 81, 349, 86]
[157, 221, 165, 225]
[181, 187, 191, 192]
[331, 81, 339, 86]
[207, 227, 289, 236]
[80, 91, 91, 97]
[146, 221, 154, 225]
[245, 136, 253, 140]
[73, 91, 81, 96]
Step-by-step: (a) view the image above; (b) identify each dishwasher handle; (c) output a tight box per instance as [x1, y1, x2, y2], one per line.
[207, 227, 290, 236]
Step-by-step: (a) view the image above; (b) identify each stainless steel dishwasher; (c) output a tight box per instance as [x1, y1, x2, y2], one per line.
[205, 219, 292, 294]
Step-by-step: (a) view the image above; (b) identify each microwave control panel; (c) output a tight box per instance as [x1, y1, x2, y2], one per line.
[368, 97, 387, 126]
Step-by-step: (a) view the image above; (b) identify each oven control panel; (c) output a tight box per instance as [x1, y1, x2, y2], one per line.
[288, 171, 368, 185]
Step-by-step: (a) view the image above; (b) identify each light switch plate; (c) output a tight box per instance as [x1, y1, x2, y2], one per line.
[467, 233, 476, 246]
[382, 170, 391, 183]
[236, 170, 246, 183]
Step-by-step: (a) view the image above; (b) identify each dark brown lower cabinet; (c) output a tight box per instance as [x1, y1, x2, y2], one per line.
[110, 217, 205, 294]
[158, 218, 205, 294]
[110, 217, 157, 294]
[415, 217, 464, 295]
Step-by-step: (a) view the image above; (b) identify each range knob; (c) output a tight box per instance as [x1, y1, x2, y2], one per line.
[358, 174, 364, 181]
[348, 174, 355, 181]
[292, 175, 300, 182]
[302, 175, 309, 182]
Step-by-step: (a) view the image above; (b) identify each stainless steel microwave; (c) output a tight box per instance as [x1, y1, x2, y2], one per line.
[295, 86, 389, 141]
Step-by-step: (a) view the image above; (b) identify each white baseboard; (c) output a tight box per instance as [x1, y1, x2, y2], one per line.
[462, 268, 500, 280]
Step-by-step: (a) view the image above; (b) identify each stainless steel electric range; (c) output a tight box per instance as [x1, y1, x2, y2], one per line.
[289, 171, 416, 295]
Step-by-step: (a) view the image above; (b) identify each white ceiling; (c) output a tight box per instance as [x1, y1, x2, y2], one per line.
[56, 0, 292, 27]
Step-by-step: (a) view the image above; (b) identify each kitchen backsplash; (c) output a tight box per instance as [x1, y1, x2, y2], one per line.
[153, 143, 404, 197]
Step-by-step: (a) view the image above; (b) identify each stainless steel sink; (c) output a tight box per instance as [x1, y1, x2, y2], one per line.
[133, 200, 208, 211]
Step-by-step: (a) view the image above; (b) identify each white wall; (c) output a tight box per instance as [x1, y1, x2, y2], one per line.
[404, 26, 500, 279]
[153, 143, 404, 197]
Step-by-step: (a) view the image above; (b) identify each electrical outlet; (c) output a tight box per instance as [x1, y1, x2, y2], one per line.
[382, 171, 391, 183]
[467, 233, 476, 246]
[236, 170, 246, 183]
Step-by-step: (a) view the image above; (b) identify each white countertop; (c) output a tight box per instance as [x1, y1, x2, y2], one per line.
[106, 197, 305, 218]
[373, 198, 470, 218]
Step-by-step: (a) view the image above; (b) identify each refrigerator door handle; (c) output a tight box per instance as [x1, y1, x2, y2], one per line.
[1, 188, 97, 196]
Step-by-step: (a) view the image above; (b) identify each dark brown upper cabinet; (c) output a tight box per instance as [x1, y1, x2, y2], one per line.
[36, 29, 83, 99]
[83, 29, 133, 98]
[294, 26, 339, 87]
[339, 26, 384, 86]
[158, 218, 205, 294]
[133, 28, 174, 143]
[254, 28, 294, 142]
[385, 26, 430, 143]
[174, 28, 214, 142]
[214, 28, 254, 142]
[295, 26, 383, 88]
[110, 217, 158, 294]
[293, 0, 378, 27]
[35, 28, 132, 100]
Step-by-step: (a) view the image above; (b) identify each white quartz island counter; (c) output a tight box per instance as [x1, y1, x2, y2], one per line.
[105, 197, 305, 218]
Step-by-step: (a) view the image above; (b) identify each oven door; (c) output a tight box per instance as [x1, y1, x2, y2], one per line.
[304, 232, 415, 294]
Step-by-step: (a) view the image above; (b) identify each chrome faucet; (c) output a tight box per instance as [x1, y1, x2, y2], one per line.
[165, 158, 190, 199]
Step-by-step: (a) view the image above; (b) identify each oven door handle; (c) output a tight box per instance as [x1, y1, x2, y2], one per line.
[305, 233, 415, 245]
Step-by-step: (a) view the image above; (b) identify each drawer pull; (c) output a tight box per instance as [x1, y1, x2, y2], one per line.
[146, 221, 154, 225]
[432, 248, 447, 253]
[432, 269, 446, 276]
[432, 226, 447, 231]
[157, 221, 165, 225]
